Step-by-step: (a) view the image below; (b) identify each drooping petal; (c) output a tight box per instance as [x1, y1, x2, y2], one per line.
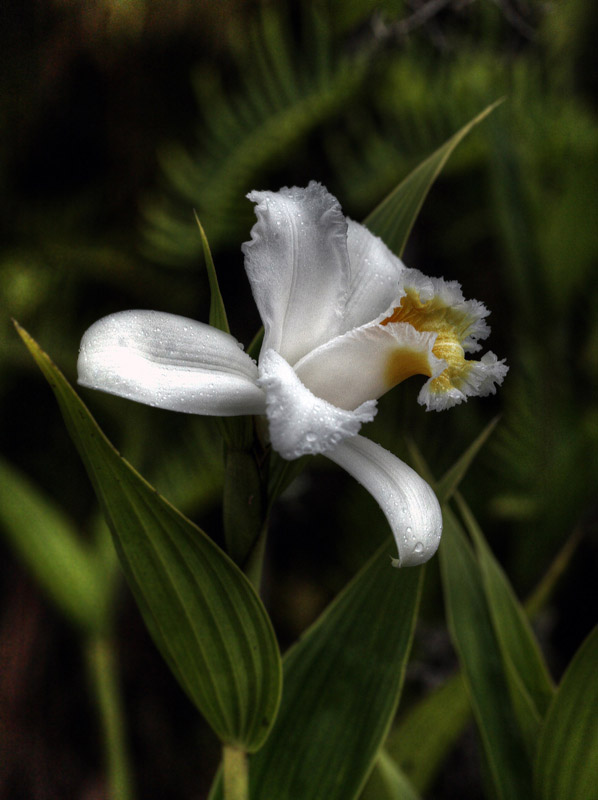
[341, 219, 405, 332]
[78, 310, 265, 416]
[294, 320, 445, 410]
[258, 349, 376, 460]
[242, 182, 350, 365]
[325, 435, 442, 567]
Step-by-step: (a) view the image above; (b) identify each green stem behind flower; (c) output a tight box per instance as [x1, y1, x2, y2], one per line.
[85, 634, 135, 800]
[223, 445, 264, 568]
[222, 745, 249, 800]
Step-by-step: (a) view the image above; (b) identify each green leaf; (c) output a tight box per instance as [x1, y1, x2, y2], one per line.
[223, 446, 264, 568]
[534, 626, 598, 800]
[361, 749, 421, 800]
[16, 323, 282, 752]
[0, 455, 111, 633]
[364, 100, 503, 257]
[194, 211, 230, 334]
[435, 417, 500, 504]
[456, 494, 554, 727]
[439, 508, 533, 799]
[386, 672, 471, 794]
[524, 525, 584, 619]
[211, 546, 423, 800]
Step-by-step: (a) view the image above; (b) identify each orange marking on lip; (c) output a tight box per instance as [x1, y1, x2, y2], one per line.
[384, 347, 433, 388]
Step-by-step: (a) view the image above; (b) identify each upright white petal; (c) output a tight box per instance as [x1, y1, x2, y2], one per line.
[78, 310, 265, 416]
[326, 435, 442, 567]
[342, 219, 405, 332]
[258, 349, 376, 460]
[242, 182, 350, 365]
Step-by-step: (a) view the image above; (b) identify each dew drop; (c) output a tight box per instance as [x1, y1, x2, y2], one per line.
[414, 542, 424, 554]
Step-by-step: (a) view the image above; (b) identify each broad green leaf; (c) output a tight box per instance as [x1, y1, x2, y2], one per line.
[0, 456, 111, 632]
[386, 672, 471, 794]
[439, 508, 532, 799]
[361, 749, 421, 800]
[211, 546, 423, 800]
[534, 626, 598, 800]
[456, 494, 554, 727]
[16, 323, 282, 752]
[364, 100, 502, 256]
[194, 211, 230, 334]
[250, 550, 423, 799]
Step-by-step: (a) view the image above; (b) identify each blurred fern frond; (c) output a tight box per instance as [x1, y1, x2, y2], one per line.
[141, 5, 371, 266]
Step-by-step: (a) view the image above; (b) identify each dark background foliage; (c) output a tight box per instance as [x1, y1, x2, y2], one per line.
[1, 1, 597, 797]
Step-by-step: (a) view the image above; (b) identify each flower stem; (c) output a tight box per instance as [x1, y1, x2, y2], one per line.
[223, 445, 264, 568]
[85, 634, 135, 800]
[222, 744, 249, 800]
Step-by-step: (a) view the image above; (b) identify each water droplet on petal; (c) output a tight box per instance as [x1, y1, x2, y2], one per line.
[414, 542, 424, 554]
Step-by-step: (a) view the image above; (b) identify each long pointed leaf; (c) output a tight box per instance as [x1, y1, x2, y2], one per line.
[534, 626, 598, 800]
[364, 101, 502, 257]
[436, 417, 499, 504]
[386, 672, 471, 794]
[361, 749, 421, 800]
[194, 211, 230, 334]
[16, 323, 282, 752]
[456, 494, 554, 723]
[0, 456, 110, 632]
[439, 508, 532, 799]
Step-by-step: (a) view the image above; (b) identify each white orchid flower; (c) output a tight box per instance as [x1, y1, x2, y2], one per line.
[78, 182, 507, 567]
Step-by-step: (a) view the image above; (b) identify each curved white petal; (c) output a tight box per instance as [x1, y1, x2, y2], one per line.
[78, 310, 265, 416]
[242, 182, 350, 365]
[342, 219, 405, 332]
[294, 320, 444, 410]
[325, 435, 442, 567]
[258, 349, 376, 460]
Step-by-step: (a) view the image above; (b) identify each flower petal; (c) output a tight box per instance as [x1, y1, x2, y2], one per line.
[380, 268, 508, 410]
[294, 320, 444, 410]
[418, 351, 509, 411]
[258, 349, 376, 460]
[342, 219, 405, 332]
[242, 182, 350, 365]
[325, 435, 442, 567]
[78, 310, 265, 415]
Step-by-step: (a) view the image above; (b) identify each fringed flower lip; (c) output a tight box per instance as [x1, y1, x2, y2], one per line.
[78, 182, 508, 567]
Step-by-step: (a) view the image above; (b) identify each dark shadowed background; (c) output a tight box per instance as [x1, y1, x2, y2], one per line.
[1, 1, 597, 797]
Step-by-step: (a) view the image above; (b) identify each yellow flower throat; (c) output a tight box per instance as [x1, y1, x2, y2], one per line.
[380, 288, 474, 393]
